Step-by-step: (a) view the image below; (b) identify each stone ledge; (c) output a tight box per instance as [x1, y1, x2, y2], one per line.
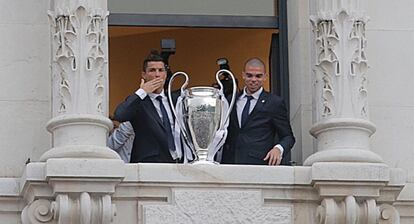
[113, 184, 320, 202]
[0, 178, 20, 196]
[0, 178, 23, 213]
[397, 182, 414, 201]
[311, 162, 390, 182]
[389, 168, 407, 186]
[394, 201, 414, 218]
[0, 197, 23, 213]
[124, 163, 305, 185]
[46, 158, 125, 179]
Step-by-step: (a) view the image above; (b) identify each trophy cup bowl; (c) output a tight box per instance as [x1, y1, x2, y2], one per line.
[168, 70, 236, 164]
[183, 87, 222, 162]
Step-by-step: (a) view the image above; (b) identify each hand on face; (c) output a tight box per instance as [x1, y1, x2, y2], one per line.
[140, 78, 164, 93]
[141, 61, 167, 93]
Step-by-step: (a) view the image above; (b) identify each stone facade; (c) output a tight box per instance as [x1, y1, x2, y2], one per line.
[18, 162, 405, 224]
[0, 0, 413, 223]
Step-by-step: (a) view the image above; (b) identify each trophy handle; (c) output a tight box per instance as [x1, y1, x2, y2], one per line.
[168, 71, 189, 124]
[167, 71, 197, 158]
[215, 69, 237, 130]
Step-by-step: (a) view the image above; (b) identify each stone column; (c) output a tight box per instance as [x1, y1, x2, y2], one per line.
[40, 0, 119, 161]
[304, 0, 383, 165]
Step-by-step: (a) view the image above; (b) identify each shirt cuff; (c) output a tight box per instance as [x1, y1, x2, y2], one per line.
[135, 88, 147, 100]
[274, 144, 284, 158]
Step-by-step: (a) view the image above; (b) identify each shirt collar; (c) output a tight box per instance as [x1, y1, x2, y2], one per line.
[240, 87, 263, 100]
[148, 90, 166, 100]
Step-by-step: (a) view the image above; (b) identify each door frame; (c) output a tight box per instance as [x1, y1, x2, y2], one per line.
[109, 14, 278, 28]
[108, 0, 291, 164]
[108, 0, 290, 109]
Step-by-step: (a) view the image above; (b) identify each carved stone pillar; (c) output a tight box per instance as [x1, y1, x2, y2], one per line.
[304, 0, 383, 165]
[20, 159, 124, 224]
[40, 0, 119, 160]
[311, 162, 404, 224]
[21, 193, 117, 224]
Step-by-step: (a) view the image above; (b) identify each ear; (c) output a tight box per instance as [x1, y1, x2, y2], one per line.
[141, 71, 147, 80]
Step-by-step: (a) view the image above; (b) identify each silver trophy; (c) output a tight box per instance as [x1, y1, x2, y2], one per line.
[168, 70, 237, 164]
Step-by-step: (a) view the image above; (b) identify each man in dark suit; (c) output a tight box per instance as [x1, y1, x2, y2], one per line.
[223, 58, 295, 165]
[114, 51, 179, 163]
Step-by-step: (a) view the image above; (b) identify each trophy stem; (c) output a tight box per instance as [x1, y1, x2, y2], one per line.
[197, 148, 208, 161]
[192, 148, 217, 165]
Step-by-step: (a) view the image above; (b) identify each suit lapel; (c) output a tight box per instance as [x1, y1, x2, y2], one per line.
[144, 96, 166, 131]
[231, 92, 243, 129]
[230, 103, 239, 129]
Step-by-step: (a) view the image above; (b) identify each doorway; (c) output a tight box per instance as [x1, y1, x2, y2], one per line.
[108, 26, 278, 114]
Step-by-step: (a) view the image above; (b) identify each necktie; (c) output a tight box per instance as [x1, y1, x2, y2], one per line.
[241, 95, 254, 128]
[156, 96, 176, 157]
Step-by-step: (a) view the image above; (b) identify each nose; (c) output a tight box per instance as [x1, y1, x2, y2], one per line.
[155, 71, 161, 77]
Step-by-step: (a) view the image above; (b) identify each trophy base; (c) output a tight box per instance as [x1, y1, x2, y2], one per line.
[191, 160, 219, 165]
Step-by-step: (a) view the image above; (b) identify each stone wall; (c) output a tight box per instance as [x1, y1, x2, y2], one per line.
[0, 0, 413, 223]
[286, 0, 414, 220]
[364, 2, 414, 217]
[19, 162, 405, 224]
[0, 0, 51, 177]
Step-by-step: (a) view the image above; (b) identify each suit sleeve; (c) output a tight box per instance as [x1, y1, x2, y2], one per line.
[107, 122, 134, 152]
[271, 98, 295, 153]
[114, 94, 143, 122]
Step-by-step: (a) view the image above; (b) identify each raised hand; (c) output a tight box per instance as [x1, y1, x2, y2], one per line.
[140, 78, 164, 93]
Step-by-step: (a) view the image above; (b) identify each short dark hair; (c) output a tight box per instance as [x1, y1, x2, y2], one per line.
[244, 57, 266, 72]
[143, 50, 165, 71]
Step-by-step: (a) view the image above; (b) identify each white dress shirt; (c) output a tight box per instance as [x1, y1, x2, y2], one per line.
[135, 88, 174, 129]
[236, 87, 263, 127]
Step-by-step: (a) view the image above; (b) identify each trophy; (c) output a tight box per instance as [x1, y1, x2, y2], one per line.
[168, 69, 237, 164]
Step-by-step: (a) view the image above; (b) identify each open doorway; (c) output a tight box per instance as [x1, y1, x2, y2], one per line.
[108, 26, 278, 114]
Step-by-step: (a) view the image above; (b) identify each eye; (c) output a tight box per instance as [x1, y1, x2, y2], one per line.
[147, 68, 166, 73]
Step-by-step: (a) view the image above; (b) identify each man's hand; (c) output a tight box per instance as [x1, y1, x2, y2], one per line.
[109, 120, 120, 135]
[263, 147, 282, 166]
[140, 78, 164, 93]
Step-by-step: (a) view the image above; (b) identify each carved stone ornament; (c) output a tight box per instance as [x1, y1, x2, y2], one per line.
[304, 0, 383, 165]
[49, 5, 108, 116]
[311, 10, 370, 120]
[378, 204, 401, 224]
[39, 0, 121, 161]
[317, 196, 401, 224]
[316, 19, 339, 117]
[21, 199, 55, 224]
[142, 189, 292, 224]
[21, 193, 116, 224]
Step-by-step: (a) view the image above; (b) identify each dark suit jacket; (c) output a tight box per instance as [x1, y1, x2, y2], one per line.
[114, 92, 178, 163]
[222, 91, 295, 165]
